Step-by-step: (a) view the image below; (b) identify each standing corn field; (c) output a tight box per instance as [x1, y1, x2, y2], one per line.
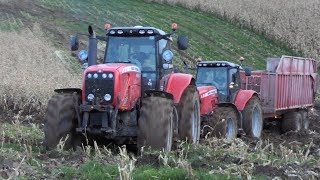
[146, 0, 320, 59]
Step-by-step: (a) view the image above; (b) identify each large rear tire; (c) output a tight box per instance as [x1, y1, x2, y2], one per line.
[178, 85, 201, 144]
[202, 107, 238, 140]
[242, 96, 263, 138]
[44, 93, 80, 150]
[138, 96, 174, 152]
[281, 111, 302, 133]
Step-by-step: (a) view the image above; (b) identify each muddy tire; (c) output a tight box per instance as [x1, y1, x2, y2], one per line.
[242, 96, 263, 138]
[177, 85, 201, 144]
[44, 93, 81, 150]
[300, 110, 309, 130]
[281, 111, 302, 133]
[138, 96, 174, 152]
[202, 107, 238, 140]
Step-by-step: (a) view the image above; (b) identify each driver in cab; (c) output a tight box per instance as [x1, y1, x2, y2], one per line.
[130, 46, 155, 71]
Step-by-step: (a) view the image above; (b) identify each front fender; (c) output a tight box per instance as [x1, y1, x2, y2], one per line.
[234, 90, 258, 111]
[165, 73, 194, 104]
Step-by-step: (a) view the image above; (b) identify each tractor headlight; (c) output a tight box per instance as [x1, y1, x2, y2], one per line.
[102, 73, 107, 79]
[87, 94, 94, 101]
[87, 73, 92, 79]
[93, 73, 98, 78]
[104, 94, 112, 101]
[108, 73, 113, 79]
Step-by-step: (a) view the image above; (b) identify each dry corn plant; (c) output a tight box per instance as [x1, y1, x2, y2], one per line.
[147, 0, 320, 59]
[0, 120, 43, 146]
[0, 24, 81, 119]
[278, 141, 315, 165]
[56, 135, 70, 153]
[117, 146, 136, 180]
[158, 150, 171, 167]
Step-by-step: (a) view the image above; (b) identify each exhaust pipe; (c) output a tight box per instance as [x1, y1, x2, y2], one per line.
[88, 26, 97, 66]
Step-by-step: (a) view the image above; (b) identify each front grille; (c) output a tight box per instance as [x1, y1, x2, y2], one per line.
[85, 72, 114, 104]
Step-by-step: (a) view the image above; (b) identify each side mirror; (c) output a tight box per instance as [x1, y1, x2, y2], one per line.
[245, 67, 252, 76]
[177, 35, 188, 50]
[70, 35, 79, 51]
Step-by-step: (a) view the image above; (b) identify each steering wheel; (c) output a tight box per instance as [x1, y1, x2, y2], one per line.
[142, 66, 154, 71]
[130, 52, 147, 60]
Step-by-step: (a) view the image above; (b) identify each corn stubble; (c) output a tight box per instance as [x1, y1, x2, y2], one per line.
[147, 0, 320, 58]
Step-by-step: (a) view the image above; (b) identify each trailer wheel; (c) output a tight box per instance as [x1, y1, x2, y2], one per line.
[202, 107, 238, 140]
[242, 96, 263, 138]
[138, 96, 174, 152]
[281, 111, 302, 133]
[44, 93, 81, 150]
[300, 110, 309, 130]
[178, 85, 201, 144]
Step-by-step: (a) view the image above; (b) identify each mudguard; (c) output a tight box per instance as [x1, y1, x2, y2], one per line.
[234, 89, 258, 111]
[54, 88, 82, 95]
[166, 73, 194, 104]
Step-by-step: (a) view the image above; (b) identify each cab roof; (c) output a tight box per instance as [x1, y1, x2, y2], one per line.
[197, 61, 242, 69]
[106, 26, 166, 36]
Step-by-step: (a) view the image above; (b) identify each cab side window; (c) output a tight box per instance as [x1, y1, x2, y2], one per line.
[229, 68, 240, 89]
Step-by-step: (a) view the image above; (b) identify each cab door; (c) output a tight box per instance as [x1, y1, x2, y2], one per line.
[229, 68, 241, 102]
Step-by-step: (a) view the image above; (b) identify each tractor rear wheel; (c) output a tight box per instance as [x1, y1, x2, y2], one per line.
[178, 85, 201, 144]
[44, 93, 81, 150]
[202, 107, 238, 140]
[138, 96, 174, 152]
[242, 96, 263, 138]
[281, 111, 302, 133]
[300, 110, 309, 130]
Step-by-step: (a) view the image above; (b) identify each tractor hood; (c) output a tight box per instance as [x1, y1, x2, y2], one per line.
[82, 63, 141, 110]
[197, 86, 218, 115]
[197, 86, 218, 99]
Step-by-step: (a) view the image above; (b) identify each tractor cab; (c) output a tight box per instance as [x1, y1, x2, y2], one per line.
[196, 61, 242, 102]
[103, 26, 172, 92]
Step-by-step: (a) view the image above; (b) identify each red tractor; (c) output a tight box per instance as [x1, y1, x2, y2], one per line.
[196, 56, 317, 139]
[43, 24, 206, 151]
[196, 60, 263, 139]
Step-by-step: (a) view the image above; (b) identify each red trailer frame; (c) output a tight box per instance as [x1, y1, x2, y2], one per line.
[241, 56, 318, 118]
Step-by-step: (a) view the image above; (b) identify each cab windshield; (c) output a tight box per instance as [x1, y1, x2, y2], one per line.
[104, 36, 156, 71]
[196, 67, 228, 91]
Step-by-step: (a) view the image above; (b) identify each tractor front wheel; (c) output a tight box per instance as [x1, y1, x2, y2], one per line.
[202, 107, 238, 140]
[44, 93, 81, 150]
[138, 95, 174, 152]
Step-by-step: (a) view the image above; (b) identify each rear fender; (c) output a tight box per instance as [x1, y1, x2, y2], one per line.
[217, 103, 243, 128]
[54, 88, 82, 95]
[143, 90, 173, 100]
[165, 73, 195, 104]
[234, 90, 258, 111]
